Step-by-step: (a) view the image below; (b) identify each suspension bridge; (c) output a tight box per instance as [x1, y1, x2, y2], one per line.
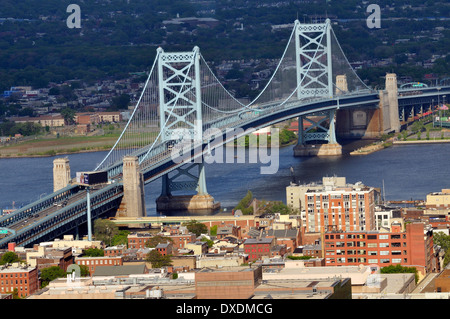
[1, 19, 449, 248]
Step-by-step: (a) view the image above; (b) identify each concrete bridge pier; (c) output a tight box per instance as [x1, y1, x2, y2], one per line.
[293, 109, 342, 156]
[156, 162, 220, 212]
[335, 73, 401, 140]
[116, 156, 146, 218]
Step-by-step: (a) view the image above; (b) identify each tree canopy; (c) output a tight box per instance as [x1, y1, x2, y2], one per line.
[93, 218, 119, 246]
[0, 252, 21, 265]
[183, 220, 208, 236]
[40, 266, 66, 288]
[145, 235, 174, 248]
[146, 250, 172, 268]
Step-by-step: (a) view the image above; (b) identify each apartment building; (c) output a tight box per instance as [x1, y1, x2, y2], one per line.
[289, 177, 377, 233]
[323, 222, 435, 276]
[0, 264, 39, 298]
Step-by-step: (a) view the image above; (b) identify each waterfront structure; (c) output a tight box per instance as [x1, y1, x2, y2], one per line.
[323, 222, 435, 277]
[0, 263, 39, 298]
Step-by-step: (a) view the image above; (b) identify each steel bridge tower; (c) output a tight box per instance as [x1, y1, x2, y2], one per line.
[155, 46, 219, 212]
[293, 19, 342, 156]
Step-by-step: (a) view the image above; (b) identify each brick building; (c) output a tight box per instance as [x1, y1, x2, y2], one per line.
[128, 233, 152, 249]
[168, 233, 197, 250]
[195, 266, 263, 299]
[104, 245, 126, 257]
[243, 238, 275, 262]
[155, 243, 173, 256]
[0, 264, 39, 298]
[323, 222, 435, 276]
[75, 256, 123, 276]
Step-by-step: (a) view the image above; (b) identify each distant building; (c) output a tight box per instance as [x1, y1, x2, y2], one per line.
[98, 112, 122, 123]
[426, 189, 450, 209]
[10, 114, 65, 127]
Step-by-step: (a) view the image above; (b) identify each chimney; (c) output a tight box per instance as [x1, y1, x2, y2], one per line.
[7, 242, 16, 252]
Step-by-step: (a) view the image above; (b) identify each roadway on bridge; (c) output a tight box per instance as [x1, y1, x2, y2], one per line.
[111, 214, 256, 225]
[0, 186, 105, 242]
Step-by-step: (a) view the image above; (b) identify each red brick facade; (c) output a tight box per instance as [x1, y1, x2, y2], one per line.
[323, 222, 434, 275]
[0, 266, 39, 298]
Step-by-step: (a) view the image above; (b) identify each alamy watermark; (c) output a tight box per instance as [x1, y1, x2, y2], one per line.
[366, 4, 381, 29]
[66, 4, 81, 29]
[169, 126, 280, 175]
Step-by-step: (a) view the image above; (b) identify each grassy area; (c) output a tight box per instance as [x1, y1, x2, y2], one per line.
[0, 134, 120, 157]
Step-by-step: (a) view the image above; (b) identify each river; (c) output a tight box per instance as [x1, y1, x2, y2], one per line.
[1, 140, 449, 216]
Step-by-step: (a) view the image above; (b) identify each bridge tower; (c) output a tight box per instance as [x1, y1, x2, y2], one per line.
[293, 19, 342, 156]
[53, 157, 71, 192]
[384, 73, 401, 133]
[154, 46, 219, 212]
[117, 156, 146, 218]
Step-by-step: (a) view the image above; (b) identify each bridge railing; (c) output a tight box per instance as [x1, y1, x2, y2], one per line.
[0, 183, 124, 248]
[0, 184, 82, 229]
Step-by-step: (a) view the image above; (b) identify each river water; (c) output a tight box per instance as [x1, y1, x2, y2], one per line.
[1, 140, 449, 216]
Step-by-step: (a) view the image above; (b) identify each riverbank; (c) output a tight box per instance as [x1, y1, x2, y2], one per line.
[0, 135, 117, 158]
[393, 139, 450, 145]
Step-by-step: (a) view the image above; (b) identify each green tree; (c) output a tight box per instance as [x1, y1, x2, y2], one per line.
[111, 230, 130, 246]
[433, 232, 450, 266]
[264, 201, 291, 215]
[83, 248, 104, 257]
[234, 190, 254, 215]
[110, 93, 130, 110]
[79, 264, 90, 277]
[184, 220, 208, 236]
[145, 235, 174, 248]
[380, 264, 419, 284]
[60, 107, 76, 125]
[94, 218, 119, 246]
[0, 252, 21, 265]
[210, 225, 218, 236]
[40, 266, 66, 288]
[146, 250, 172, 268]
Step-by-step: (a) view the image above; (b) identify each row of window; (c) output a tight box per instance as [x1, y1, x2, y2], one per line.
[1, 279, 28, 285]
[77, 259, 120, 266]
[326, 250, 406, 256]
[326, 258, 406, 264]
[325, 234, 406, 240]
[0, 273, 28, 278]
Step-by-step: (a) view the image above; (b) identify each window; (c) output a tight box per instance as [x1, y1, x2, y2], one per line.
[380, 251, 389, 255]
[379, 235, 389, 240]
[367, 235, 377, 240]
[379, 243, 389, 248]
[368, 259, 378, 264]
